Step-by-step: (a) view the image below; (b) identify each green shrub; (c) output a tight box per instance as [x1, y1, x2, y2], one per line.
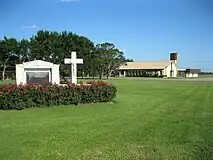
[158, 75, 167, 78]
[0, 81, 117, 110]
[126, 73, 166, 78]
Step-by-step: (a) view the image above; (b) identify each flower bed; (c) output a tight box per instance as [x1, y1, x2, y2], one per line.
[0, 81, 117, 110]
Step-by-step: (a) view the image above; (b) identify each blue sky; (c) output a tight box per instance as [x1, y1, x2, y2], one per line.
[0, 0, 213, 71]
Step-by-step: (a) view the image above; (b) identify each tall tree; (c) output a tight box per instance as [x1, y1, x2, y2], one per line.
[0, 37, 19, 80]
[93, 46, 105, 79]
[30, 30, 63, 63]
[126, 58, 134, 62]
[94, 43, 126, 79]
[88, 50, 98, 79]
[29, 30, 94, 79]
[19, 39, 31, 62]
[75, 35, 94, 78]
[60, 32, 94, 78]
[0, 31, 131, 81]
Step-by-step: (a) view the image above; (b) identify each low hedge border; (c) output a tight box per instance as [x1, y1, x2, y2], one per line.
[0, 81, 117, 110]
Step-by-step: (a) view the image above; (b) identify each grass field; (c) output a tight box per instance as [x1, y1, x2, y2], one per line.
[0, 79, 213, 160]
[198, 74, 213, 78]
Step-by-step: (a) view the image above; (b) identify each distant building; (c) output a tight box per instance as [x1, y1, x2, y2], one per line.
[178, 69, 201, 78]
[116, 53, 201, 78]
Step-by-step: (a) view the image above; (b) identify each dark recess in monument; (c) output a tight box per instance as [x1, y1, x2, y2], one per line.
[26, 72, 49, 84]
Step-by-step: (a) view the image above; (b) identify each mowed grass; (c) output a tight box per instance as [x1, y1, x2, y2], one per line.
[0, 79, 213, 160]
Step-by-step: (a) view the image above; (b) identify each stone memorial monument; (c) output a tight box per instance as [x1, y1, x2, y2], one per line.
[16, 60, 60, 85]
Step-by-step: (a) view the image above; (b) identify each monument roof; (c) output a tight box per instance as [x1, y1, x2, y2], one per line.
[22, 60, 57, 68]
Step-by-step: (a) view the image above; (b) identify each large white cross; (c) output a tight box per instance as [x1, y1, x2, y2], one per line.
[64, 51, 83, 84]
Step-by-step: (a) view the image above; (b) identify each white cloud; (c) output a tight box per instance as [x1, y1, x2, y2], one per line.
[22, 25, 40, 29]
[61, 0, 79, 2]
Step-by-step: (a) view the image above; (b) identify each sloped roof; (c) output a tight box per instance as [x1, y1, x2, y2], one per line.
[15, 60, 59, 68]
[23, 60, 55, 68]
[118, 61, 173, 70]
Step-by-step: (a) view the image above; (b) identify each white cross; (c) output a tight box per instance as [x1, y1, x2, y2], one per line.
[64, 51, 83, 84]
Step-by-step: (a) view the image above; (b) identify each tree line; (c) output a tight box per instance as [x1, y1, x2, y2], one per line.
[0, 30, 133, 81]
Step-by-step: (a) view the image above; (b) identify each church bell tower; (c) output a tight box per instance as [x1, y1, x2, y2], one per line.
[169, 52, 178, 77]
[170, 52, 178, 64]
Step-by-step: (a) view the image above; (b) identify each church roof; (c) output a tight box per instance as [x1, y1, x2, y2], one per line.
[118, 60, 173, 70]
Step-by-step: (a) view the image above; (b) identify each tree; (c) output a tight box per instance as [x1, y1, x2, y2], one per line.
[0, 37, 19, 80]
[0, 31, 131, 81]
[19, 39, 31, 62]
[126, 58, 134, 62]
[60, 33, 94, 78]
[93, 46, 105, 79]
[29, 30, 94, 79]
[88, 50, 98, 79]
[94, 43, 126, 79]
[75, 35, 94, 78]
[30, 30, 63, 63]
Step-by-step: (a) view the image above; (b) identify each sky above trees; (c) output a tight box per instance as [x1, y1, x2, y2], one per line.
[0, 0, 213, 71]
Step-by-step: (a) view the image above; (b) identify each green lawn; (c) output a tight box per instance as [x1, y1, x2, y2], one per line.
[0, 79, 213, 160]
[0, 79, 14, 85]
[198, 74, 213, 78]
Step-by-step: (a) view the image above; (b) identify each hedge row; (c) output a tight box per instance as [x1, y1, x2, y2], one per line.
[0, 81, 117, 110]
